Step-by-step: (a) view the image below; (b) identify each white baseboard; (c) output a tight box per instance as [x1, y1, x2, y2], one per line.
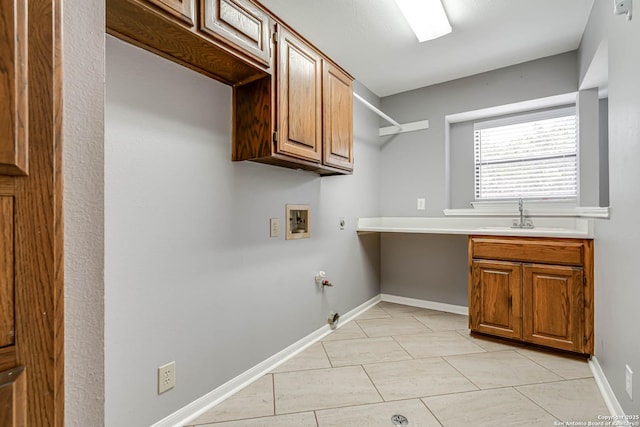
[151, 294, 381, 427]
[380, 294, 468, 316]
[590, 356, 627, 419]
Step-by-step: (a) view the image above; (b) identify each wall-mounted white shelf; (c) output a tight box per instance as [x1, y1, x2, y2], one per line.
[353, 92, 429, 136]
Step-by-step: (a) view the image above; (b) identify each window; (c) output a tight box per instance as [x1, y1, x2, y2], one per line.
[474, 107, 577, 201]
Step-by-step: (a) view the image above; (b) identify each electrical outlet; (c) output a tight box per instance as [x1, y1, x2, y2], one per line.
[626, 364, 633, 400]
[270, 218, 279, 238]
[158, 361, 176, 394]
[417, 198, 426, 210]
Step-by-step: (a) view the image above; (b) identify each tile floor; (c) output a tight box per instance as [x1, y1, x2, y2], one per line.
[186, 301, 609, 427]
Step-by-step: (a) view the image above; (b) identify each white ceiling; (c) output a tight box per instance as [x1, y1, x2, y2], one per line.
[260, 0, 595, 97]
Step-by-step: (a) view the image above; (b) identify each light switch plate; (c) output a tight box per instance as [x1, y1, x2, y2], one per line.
[270, 218, 279, 238]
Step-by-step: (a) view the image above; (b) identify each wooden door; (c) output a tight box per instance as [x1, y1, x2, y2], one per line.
[1, 0, 64, 424]
[200, 0, 271, 66]
[0, 367, 26, 427]
[322, 61, 353, 171]
[147, 0, 195, 26]
[0, 0, 28, 175]
[470, 260, 522, 340]
[523, 264, 584, 352]
[276, 26, 322, 162]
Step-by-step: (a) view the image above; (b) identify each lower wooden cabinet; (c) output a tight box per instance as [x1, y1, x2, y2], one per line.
[469, 236, 593, 355]
[470, 260, 522, 340]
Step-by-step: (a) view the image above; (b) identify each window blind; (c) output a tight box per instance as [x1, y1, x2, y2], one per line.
[474, 108, 577, 200]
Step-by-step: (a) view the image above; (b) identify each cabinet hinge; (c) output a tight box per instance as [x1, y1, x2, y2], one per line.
[273, 131, 278, 143]
[508, 295, 512, 307]
[583, 336, 588, 345]
[272, 31, 278, 44]
[583, 275, 587, 286]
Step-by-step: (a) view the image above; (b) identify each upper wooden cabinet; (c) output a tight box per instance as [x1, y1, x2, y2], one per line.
[106, 0, 269, 85]
[0, 0, 28, 176]
[232, 25, 353, 175]
[200, 0, 271, 67]
[323, 61, 353, 170]
[469, 236, 594, 355]
[106, 0, 354, 175]
[147, 0, 195, 25]
[276, 27, 322, 162]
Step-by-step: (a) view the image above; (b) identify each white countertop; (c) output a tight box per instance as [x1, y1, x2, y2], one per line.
[357, 217, 594, 238]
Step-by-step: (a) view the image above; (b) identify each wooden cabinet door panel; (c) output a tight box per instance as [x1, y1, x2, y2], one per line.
[0, 366, 26, 427]
[277, 27, 322, 162]
[201, 0, 271, 66]
[470, 260, 522, 340]
[0, 197, 14, 348]
[0, 0, 28, 176]
[147, 0, 195, 25]
[322, 61, 353, 171]
[523, 264, 584, 352]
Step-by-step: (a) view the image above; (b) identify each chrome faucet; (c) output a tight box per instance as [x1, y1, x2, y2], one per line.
[512, 198, 534, 229]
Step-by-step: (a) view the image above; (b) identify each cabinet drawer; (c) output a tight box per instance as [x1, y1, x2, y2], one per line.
[200, 0, 271, 67]
[471, 236, 585, 266]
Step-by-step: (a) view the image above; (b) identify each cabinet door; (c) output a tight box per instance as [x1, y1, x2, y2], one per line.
[0, 0, 28, 175]
[200, 0, 271, 66]
[523, 264, 584, 352]
[322, 61, 353, 171]
[470, 260, 522, 340]
[147, 0, 195, 25]
[276, 26, 322, 162]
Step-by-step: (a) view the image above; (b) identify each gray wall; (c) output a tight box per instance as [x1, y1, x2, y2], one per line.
[583, 0, 640, 416]
[63, 0, 105, 425]
[104, 37, 381, 426]
[379, 52, 579, 304]
[379, 51, 579, 217]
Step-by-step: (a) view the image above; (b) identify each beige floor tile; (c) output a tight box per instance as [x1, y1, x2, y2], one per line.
[414, 312, 469, 331]
[517, 378, 609, 423]
[316, 399, 441, 427]
[322, 322, 368, 341]
[515, 348, 593, 380]
[272, 343, 332, 373]
[356, 317, 431, 337]
[189, 412, 318, 427]
[356, 305, 392, 320]
[364, 358, 478, 400]
[189, 375, 274, 425]
[322, 336, 412, 366]
[423, 387, 558, 427]
[274, 366, 382, 414]
[445, 351, 563, 388]
[456, 330, 523, 352]
[395, 331, 486, 358]
[377, 302, 443, 318]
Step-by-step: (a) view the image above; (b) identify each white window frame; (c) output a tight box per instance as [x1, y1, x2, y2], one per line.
[473, 106, 578, 202]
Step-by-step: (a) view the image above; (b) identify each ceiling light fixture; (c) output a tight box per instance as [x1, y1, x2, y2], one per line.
[395, 0, 452, 42]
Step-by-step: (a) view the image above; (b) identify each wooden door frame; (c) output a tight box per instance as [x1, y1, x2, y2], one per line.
[11, 0, 64, 424]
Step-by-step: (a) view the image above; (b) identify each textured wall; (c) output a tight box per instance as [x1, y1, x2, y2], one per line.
[104, 37, 381, 426]
[586, 0, 640, 416]
[63, 0, 105, 425]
